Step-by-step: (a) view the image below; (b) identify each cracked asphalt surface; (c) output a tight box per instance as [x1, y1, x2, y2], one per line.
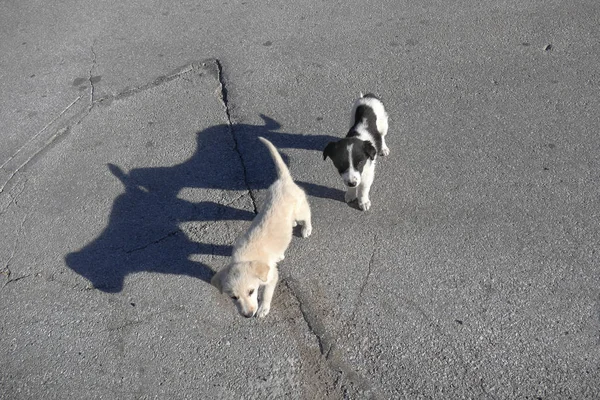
[1, 0, 600, 399]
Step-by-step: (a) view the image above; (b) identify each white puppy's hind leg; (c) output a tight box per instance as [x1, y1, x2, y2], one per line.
[257, 268, 278, 318]
[294, 195, 312, 238]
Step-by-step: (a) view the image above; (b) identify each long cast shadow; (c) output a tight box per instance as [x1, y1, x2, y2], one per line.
[65, 115, 341, 292]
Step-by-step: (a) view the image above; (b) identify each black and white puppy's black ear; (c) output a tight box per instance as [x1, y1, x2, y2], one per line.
[362, 141, 377, 160]
[323, 142, 336, 160]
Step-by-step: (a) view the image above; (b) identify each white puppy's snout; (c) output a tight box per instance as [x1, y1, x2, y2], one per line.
[237, 302, 257, 318]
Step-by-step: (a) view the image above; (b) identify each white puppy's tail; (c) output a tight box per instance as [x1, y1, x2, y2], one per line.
[258, 137, 291, 180]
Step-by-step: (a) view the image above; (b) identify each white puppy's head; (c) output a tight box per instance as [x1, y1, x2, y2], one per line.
[211, 261, 270, 318]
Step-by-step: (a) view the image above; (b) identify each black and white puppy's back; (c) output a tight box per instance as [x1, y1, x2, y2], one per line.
[323, 93, 389, 211]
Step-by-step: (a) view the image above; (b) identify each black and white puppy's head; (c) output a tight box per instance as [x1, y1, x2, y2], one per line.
[323, 138, 377, 188]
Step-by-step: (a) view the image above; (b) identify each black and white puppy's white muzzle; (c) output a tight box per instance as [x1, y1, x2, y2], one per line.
[323, 138, 376, 188]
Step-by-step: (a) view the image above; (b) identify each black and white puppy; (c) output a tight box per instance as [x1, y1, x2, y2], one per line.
[323, 93, 389, 211]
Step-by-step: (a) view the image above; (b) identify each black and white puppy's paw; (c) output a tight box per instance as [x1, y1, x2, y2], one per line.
[380, 144, 390, 157]
[358, 199, 371, 211]
[323, 93, 389, 211]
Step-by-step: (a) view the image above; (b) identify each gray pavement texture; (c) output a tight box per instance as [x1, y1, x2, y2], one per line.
[1, 0, 599, 399]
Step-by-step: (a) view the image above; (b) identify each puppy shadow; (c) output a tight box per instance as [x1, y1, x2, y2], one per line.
[65, 115, 338, 293]
[346, 199, 364, 211]
[65, 164, 255, 292]
[296, 181, 345, 204]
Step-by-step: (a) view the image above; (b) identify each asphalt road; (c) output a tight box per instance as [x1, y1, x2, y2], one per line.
[1, 0, 599, 399]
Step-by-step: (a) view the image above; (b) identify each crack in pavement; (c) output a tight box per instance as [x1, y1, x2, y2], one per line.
[109, 63, 196, 102]
[0, 97, 82, 173]
[2, 214, 29, 288]
[213, 59, 259, 215]
[124, 229, 181, 254]
[350, 233, 377, 322]
[220, 191, 251, 209]
[0, 97, 82, 195]
[0, 180, 27, 216]
[282, 279, 374, 397]
[284, 279, 333, 356]
[3, 273, 32, 287]
[88, 44, 97, 107]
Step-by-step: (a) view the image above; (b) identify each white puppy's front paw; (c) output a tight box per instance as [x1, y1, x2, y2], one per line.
[257, 304, 271, 318]
[276, 254, 285, 262]
[292, 221, 298, 227]
[380, 146, 390, 156]
[345, 191, 357, 203]
[358, 199, 371, 211]
[301, 224, 312, 238]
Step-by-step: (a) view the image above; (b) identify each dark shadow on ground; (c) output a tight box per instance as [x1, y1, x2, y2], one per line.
[65, 115, 340, 293]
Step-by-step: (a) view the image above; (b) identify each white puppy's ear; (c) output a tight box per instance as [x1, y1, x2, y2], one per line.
[251, 261, 270, 282]
[211, 269, 225, 293]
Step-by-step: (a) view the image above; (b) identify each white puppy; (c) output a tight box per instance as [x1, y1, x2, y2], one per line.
[323, 93, 389, 211]
[212, 137, 312, 318]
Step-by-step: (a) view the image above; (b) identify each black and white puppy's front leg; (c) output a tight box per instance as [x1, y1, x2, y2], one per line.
[356, 158, 375, 211]
[353, 140, 377, 211]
